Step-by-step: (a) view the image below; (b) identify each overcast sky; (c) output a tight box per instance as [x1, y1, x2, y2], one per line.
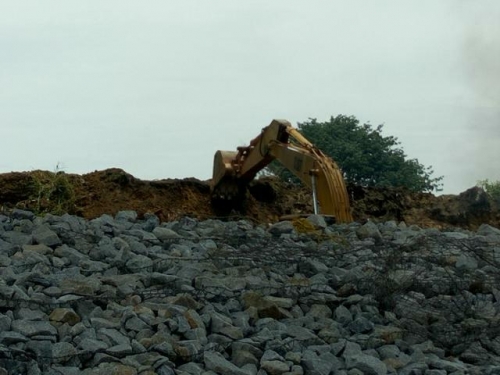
[1, 1, 499, 194]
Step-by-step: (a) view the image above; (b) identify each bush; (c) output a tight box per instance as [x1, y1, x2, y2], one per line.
[30, 165, 75, 215]
[267, 115, 443, 192]
[477, 179, 500, 203]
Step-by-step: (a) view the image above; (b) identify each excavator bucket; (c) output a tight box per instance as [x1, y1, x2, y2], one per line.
[211, 150, 243, 201]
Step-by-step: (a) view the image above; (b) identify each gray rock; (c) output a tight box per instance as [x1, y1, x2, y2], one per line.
[33, 225, 62, 247]
[299, 259, 329, 276]
[90, 317, 120, 330]
[429, 357, 468, 372]
[232, 341, 264, 359]
[386, 270, 416, 291]
[22, 243, 53, 255]
[335, 305, 353, 325]
[177, 362, 204, 375]
[411, 340, 445, 358]
[263, 296, 295, 309]
[156, 364, 176, 375]
[442, 231, 470, 240]
[79, 259, 109, 273]
[0, 314, 11, 331]
[478, 224, 500, 236]
[184, 327, 207, 343]
[269, 221, 295, 236]
[307, 215, 328, 229]
[152, 227, 180, 240]
[176, 217, 198, 231]
[16, 308, 47, 321]
[285, 325, 322, 344]
[356, 221, 382, 242]
[261, 360, 290, 375]
[0, 331, 29, 344]
[49, 366, 82, 375]
[391, 230, 420, 245]
[204, 309, 237, 337]
[126, 255, 153, 272]
[398, 362, 429, 375]
[100, 274, 142, 296]
[342, 341, 362, 358]
[288, 365, 305, 375]
[59, 213, 85, 231]
[377, 345, 400, 360]
[329, 339, 347, 356]
[54, 244, 87, 265]
[424, 370, 447, 375]
[11, 209, 35, 220]
[174, 340, 203, 359]
[89, 363, 137, 374]
[195, 276, 247, 292]
[98, 328, 130, 346]
[78, 338, 109, 352]
[125, 228, 160, 242]
[140, 212, 160, 232]
[204, 351, 249, 375]
[232, 350, 259, 367]
[1, 231, 32, 246]
[0, 238, 16, 256]
[262, 350, 286, 362]
[455, 254, 478, 271]
[306, 304, 332, 320]
[125, 316, 151, 332]
[25, 340, 53, 360]
[115, 210, 138, 222]
[11, 320, 57, 337]
[106, 343, 133, 357]
[348, 317, 375, 334]
[301, 350, 334, 375]
[52, 342, 77, 364]
[0, 212, 499, 374]
[285, 352, 302, 365]
[345, 353, 387, 375]
[380, 221, 398, 231]
[14, 218, 34, 234]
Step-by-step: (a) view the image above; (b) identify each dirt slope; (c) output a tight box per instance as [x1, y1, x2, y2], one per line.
[0, 168, 498, 229]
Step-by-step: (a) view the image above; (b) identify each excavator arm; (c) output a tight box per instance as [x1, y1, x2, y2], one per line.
[211, 119, 353, 223]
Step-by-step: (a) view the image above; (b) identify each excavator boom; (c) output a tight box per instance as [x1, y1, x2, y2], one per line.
[211, 119, 353, 223]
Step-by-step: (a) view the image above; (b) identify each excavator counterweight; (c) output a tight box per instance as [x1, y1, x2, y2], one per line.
[211, 119, 353, 223]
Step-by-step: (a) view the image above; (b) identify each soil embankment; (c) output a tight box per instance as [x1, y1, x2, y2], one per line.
[0, 168, 498, 229]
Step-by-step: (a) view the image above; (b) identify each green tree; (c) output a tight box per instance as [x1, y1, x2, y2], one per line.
[268, 115, 443, 192]
[477, 179, 500, 203]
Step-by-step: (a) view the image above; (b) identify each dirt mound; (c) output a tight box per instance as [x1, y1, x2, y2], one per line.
[1, 168, 499, 229]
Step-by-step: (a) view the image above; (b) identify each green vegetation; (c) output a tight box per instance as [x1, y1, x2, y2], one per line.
[268, 115, 443, 192]
[292, 218, 350, 246]
[30, 165, 76, 215]
[477, 179, 500, 203]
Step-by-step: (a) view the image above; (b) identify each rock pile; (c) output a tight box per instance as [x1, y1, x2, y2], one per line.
[1, 209, 500, 374]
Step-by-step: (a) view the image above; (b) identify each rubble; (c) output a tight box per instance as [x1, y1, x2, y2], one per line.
[0, 210, 499, 373]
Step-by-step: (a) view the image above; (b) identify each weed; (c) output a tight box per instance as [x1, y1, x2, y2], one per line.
[29, 164, 76, 215]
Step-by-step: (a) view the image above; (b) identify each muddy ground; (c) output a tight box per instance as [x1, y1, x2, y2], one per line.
[0, 168, 498, 230]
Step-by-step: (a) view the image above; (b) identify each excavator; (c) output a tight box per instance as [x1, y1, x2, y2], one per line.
[211, 119, 353, 223]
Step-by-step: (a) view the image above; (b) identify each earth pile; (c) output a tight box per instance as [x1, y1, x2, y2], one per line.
[0, 169, 499, 229]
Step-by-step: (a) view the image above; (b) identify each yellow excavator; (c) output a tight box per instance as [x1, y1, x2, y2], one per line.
[211, 119, 353, 223]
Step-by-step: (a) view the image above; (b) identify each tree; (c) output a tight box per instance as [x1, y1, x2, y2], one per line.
[477, 179, 500, 203]
[267, 115, 443, 192]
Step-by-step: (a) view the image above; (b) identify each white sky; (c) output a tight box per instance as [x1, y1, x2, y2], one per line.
[1, 1, 499, 194]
